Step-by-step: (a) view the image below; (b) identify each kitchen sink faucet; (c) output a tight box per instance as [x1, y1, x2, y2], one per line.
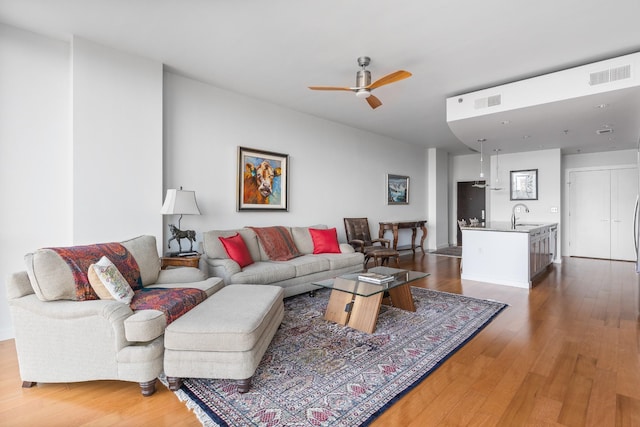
[511, 203, 530, 229]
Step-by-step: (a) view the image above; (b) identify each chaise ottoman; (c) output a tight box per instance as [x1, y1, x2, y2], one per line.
[164, 284, 284, 393]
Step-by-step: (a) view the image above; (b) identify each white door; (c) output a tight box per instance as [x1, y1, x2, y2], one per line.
[611, 168, 638, 261]
[570, 167, 638, 261]
[570, 170, 611, 258]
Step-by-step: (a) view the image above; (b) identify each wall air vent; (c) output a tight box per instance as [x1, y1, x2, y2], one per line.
[474, 94, 502, 109]
[596, 128, 614, 135]
[589, 64, 631, 86]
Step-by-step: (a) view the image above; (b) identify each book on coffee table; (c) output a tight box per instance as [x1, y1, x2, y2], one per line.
[357, 272, 394, 284]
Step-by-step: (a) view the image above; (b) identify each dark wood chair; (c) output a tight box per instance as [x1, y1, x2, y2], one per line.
[343, 218, 399, 267]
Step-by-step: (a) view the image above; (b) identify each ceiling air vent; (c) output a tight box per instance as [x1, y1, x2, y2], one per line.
[589, 64, 631, 85]
[596, 128, 614, 135]
[474, 94, 502, 109]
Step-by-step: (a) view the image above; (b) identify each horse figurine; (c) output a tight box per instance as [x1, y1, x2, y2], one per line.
[168, 224, 196, 253]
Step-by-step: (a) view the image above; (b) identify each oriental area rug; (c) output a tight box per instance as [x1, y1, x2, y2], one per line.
[163, 287, 507, 426]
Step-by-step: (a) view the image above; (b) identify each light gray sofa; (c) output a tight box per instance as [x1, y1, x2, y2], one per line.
[202, 225, 365, 297]
[6, 235, 223, 396]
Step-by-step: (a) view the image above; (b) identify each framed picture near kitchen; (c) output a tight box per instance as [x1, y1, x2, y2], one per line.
[510, 169, 538, 200]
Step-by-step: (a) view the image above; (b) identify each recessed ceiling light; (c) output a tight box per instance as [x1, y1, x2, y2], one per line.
[522, 135, 531, 139]
[501, 120, 510, 125]
[595, 103, 610, 109]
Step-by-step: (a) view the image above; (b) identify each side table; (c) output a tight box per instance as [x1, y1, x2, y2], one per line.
[378, 220, 427, 254]
[161, 255, 201, 269]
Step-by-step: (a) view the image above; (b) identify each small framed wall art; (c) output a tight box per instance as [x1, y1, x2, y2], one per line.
[510, 169, 538, 200]
[237, 146, 289, 211]
[387, 174, 409, 205]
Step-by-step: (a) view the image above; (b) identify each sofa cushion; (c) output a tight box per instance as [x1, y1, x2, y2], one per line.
[24, 250, 76, 301]
[286, 255, 330, 277]
[121, 235, 161, 286]
[145, 277, 224, 297]
[309, 228, 341, 254]
[219, 233, 254, 268]
[249, 226, 301, 261]
[203, 229, 261, 262]
[227, 261, 296, 285]
[88, 256, 135, 304]
[316, 252, 364, 270]
[25, 242, 142, 301]
[290, 224, 327, 254]
[155, 267, 206, 284]
[130, 287, 208, 325]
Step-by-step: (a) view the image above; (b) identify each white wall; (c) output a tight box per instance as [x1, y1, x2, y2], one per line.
[162, 72, 429, 249]
[0, 24, 71, 340]
[71, 37, 164, 246]
[563, 149, 636, 169]
[489, 149, 562, 222]
[427, 148, 449, 249]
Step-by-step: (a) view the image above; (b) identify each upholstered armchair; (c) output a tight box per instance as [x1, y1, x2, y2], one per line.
[7, 235, 223, 396]
[343, 218, 391, 264]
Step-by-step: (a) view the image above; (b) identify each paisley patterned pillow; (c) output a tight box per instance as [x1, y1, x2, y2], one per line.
[88, 256, 135, 304]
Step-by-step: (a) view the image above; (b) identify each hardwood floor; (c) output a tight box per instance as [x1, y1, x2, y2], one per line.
[1, 255, 638, 426]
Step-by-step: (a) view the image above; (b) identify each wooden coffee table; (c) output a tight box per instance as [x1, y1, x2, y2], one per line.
[312, 267, 429, 333]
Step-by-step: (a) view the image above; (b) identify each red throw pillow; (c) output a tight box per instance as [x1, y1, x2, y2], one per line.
[219, 233, 254, 268]
[309, 228, 341, 254]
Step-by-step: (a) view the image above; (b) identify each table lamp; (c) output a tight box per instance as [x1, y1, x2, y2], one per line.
[160, 187, 201, 255]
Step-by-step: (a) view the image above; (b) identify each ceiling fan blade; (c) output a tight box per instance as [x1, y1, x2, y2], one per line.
[308, 86, 353, 91]
[366, 95, 382, 109]
[366, 70, 412, 90]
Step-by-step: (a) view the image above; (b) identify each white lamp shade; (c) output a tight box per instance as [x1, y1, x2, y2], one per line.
[160, 189, 201, 215]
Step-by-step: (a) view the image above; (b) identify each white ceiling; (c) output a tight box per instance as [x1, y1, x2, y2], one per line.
[1, 0, 639, 155]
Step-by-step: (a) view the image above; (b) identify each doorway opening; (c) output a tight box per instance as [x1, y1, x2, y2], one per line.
[456, 181, 486, 246]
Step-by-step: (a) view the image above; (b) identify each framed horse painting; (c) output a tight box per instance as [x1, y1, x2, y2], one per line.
[237, 147, 289, 211]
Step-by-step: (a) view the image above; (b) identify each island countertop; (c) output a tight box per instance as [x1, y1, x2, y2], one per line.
[459, 221, 557, 233]
[460, 222, 559, 288]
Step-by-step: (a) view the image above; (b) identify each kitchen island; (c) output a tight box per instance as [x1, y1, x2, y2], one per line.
[460, 222, 558, 289]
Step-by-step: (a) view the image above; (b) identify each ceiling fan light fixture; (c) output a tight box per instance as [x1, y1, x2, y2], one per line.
[308, 57, 411, 109]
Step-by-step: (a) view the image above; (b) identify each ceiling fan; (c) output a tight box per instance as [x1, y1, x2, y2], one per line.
[308, 56, 412, 109]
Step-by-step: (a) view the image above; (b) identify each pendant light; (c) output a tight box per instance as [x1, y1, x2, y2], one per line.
[490, 149, 504, 191]
[472, 139, 488, 188]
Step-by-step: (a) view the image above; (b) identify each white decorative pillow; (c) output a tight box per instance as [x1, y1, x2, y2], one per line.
[88, 256, 135, 304]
